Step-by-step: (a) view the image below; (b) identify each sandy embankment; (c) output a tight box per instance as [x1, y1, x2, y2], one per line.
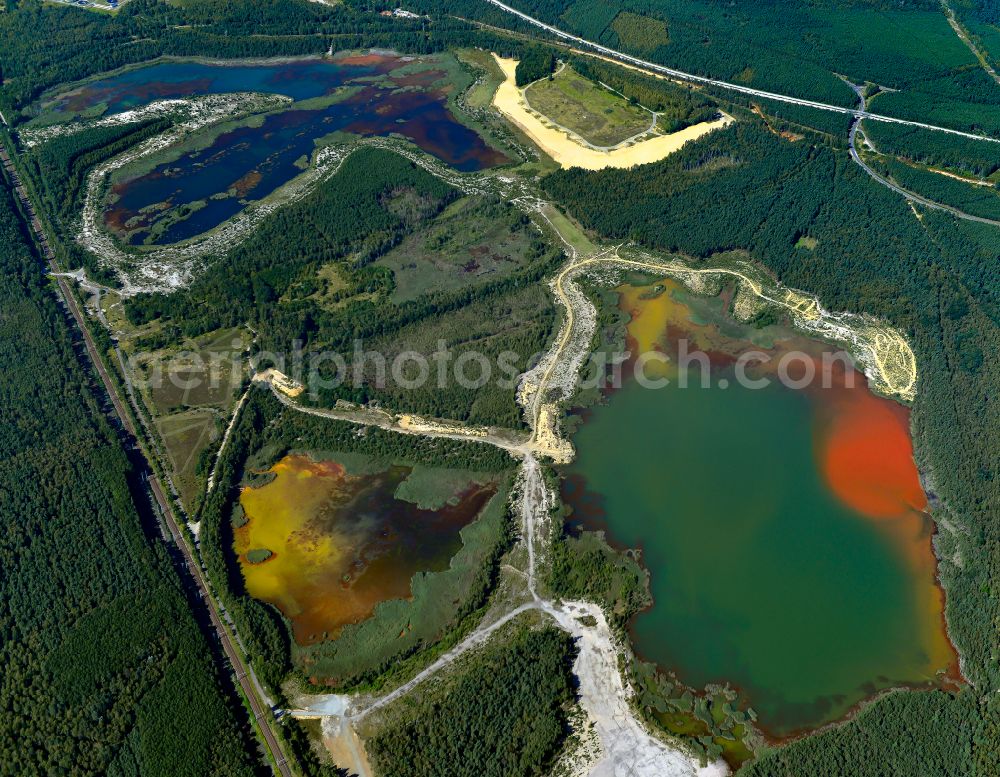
[491, 55, 732, 171]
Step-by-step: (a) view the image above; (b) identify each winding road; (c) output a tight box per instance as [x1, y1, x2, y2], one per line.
[12, 12, 976, 770]
[842, 82, 1000, 226]
[291, 450, 721, 777]
[281, 164, 919, 777]
[483, 0, 1000, 224]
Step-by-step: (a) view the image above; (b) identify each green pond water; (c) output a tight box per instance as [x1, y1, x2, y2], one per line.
[561, 286, 953, 736]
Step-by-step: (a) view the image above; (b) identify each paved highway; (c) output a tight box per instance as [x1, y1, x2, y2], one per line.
[482, 0, 1000, 144]
[848, 118, 1000, 226]
[834, 82, 1000, 226]
[0, 145, 294, 777]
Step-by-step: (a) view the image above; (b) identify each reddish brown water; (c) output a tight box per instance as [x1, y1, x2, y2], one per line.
[88, 55, 507, 245]
[562, 280, 958, 737]
[236, 455, 496, 645]
[817, 386, 928, 519]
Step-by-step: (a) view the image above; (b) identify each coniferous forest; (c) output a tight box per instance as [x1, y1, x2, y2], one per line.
[3, 0, 1000, 775]
[0, 164, 259, 775]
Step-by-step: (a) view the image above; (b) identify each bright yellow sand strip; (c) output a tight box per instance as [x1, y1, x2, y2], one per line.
[491, 55, 733, 171]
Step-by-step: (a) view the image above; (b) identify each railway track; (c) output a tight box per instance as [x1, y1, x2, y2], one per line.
[0, 143, 294, 777]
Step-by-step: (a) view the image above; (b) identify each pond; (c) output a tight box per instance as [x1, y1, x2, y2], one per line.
[235, 454, 497, 645]
[45, 54, 507, 245]
[561, 280, 958, 737]
[45, 56, 389, 116]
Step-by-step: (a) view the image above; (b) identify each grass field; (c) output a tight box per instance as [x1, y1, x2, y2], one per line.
[392, 465, 498, 509]
[456, 48, 506, 111]
[142, 326, 247, 410]
[611, 11, 668, 54]
[375, 195, 544, 303]
[155, 409, 221, 506]
[524, 64, 654, 148]
[132, 325, 249, 510]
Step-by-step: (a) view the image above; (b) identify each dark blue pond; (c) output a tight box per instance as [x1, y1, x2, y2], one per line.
[90, 55, 507, 245]
[48, 57, 386, 116]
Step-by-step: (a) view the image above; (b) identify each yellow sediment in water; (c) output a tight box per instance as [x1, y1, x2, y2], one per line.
[235, 454, 496, 645]
[491, 55, 732, 171]
[621, 282, 687, 355]
[235, 456, 357, 643]
[619, 280, 742, 378]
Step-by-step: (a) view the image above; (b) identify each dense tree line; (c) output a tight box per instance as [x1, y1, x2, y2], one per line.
[422, 0, 1000, 137]
[871, 156, 1000, 221]
[515, 46, 555, 87]
[197, 386, 517, 696]
[125, 147, 458, 338]
[740, 689, 977, 777]
[22, 119, 168, 221]
[0, 157, 259, 775]
[367, 627, 577, 777]
[0, 0, 547, 121]
[124, 147, 563, 427]
[864, 120, 1000, 177]
[715, 90, 854, 140]
[18, 118, 173, 282]
[266, 397, 517, 471]
[196, 390, 292, 692]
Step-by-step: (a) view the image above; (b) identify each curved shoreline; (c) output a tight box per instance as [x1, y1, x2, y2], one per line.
[50, 49, 943, 776]
[556, 279, 959, 747]
[491, 55, 733, 171]
[29, 52, 334, 113]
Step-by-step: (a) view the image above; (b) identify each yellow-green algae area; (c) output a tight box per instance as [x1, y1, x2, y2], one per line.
[235, 454, 497, 645]
[563, 279, 958, 741]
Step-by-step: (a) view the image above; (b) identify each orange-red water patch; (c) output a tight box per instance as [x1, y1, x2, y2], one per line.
[615, 279, 960, 698]
[336, 53, 392, 66]
[818, 386, 927, 520]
